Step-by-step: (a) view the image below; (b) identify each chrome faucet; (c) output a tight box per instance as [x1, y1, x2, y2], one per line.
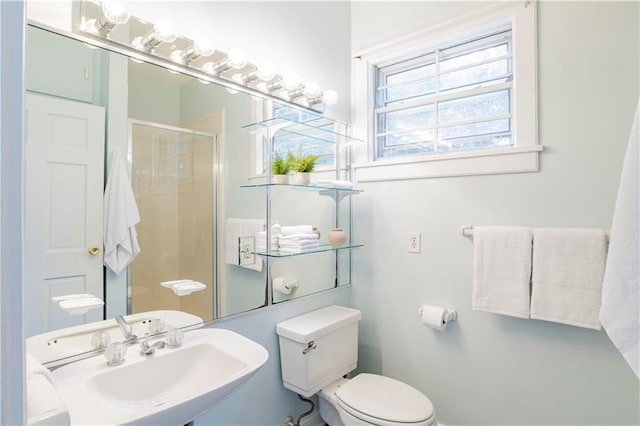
[140, 339, 166, 357]
[115, 315, 137, 343]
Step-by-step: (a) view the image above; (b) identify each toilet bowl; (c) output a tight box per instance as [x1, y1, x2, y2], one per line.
[318, 375, 436, 426]
[276, 305, 437, 426]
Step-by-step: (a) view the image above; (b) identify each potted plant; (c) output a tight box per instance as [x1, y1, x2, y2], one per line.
[271, 153, 291, 184]
[290, 152, 320, 185]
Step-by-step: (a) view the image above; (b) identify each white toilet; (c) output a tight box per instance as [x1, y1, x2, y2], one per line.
[276, 305, 436, 426]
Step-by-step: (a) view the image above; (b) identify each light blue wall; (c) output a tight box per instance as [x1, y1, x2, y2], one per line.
[351, 2, 639, 425]
[194, 286, 351, 425]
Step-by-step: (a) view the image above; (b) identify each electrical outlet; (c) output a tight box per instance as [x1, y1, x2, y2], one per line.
[408, 232, 421, 253]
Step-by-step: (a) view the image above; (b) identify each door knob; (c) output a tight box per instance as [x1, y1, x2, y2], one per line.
[88, 245, 101, 255]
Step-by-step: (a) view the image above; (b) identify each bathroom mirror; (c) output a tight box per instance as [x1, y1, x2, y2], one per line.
[24, 21, 352, 363]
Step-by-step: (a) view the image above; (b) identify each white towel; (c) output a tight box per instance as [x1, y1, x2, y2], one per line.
[278, 240, 320, 249]
[26, 353, 54, 382]
[278, 243, 320, 253]
[313, 179, 354, 189]
[278, 233, 319, 241]
[472, 226, 532, 319]
[600, 99, 640, 378]
[281, 225, 314, 236]
[26, 353, 69, 425]
[103, 150, 141, 275]
[225, 218, 264, 272]
[530, 228, 608, 330]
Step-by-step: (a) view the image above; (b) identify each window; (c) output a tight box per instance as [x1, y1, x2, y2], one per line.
[352, 2, 539, 181]
[375, 30, 513, 159]
[272, 105, 335, 169]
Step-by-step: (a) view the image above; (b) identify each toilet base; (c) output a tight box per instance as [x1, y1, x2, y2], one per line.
[318, 378, 349, 426]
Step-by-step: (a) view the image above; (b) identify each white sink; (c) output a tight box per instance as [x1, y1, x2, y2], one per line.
[51, 328, 268, 425]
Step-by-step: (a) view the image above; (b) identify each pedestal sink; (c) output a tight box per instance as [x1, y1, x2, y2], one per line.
[50, 328, 268, 425]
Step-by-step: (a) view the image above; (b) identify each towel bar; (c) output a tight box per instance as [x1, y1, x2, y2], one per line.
[460, 225, 610, 241]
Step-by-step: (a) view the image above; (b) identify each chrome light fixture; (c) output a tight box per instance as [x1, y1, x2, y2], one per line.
[309, 89, 339, 106]
[170, 36, 216, 64]
[84, 1, 130, 37]
[231, 61, 277, 85]
[132, 17, 177, 52]
[202, 48, 248, 75]
[80, 0, 339, 109]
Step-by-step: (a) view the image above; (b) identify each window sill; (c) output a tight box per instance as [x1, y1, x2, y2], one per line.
[353, 145, 543, 182]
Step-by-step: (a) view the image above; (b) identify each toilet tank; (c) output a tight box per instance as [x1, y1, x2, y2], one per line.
[276, 305, 362, 398]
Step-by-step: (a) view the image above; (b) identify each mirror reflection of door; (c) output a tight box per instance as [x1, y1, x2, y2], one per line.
[24, 94, 105, 337]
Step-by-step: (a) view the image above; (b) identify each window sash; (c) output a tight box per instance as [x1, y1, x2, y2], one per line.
[374, 29, 513, 160]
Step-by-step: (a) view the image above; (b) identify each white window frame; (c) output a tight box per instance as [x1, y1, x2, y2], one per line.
[352, 1, 541, 182]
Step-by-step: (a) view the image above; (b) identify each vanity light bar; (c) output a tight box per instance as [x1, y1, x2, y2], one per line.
[81, 0, 338, 109]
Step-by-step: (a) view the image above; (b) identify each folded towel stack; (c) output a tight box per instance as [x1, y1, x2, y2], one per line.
[257, 231, 279, 251]
[278, 226, 320, 253]
[257, 224, 282, 252]
[313, 179, 354, 189]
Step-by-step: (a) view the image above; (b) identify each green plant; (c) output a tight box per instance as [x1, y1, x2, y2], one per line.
[271, 153, 291, 175]
[290, 152, 321, 173]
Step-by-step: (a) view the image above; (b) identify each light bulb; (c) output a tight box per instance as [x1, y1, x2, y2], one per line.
[303, 81, 320, 98]
[256, 61, 276, 82]
[231, 73, 244, 84]
[169, 50, 186, 63]
[281, 72, 300, 91]
[101, 1, 130, 25]
[193, 36, 216, 57]
[227, 49, 248, 69]
[322, 89, 338, 106]
[202, 62, 216, 74]
[153, 17, 176, 43]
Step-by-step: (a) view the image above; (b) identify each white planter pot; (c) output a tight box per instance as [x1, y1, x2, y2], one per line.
[271, 174, 289, 184]
[293, 172, 311, 185]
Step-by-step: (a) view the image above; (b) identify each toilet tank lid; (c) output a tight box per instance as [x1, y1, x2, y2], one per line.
[276, 305, 362, 343]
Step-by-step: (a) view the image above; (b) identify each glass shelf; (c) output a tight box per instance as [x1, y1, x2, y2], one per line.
[252, 243, 363, 258]
[242, 117, 364, 145]
[240, 182, 363, 201]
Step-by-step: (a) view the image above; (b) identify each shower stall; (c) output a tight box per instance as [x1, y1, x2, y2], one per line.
[128, 120, 217, 322]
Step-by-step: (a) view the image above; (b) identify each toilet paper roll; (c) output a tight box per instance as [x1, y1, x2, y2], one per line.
[419, 304, 453, 331]
[273, 277, 299, 295]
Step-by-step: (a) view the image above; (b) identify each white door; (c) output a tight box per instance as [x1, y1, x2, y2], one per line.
[24, 93, 105, 337]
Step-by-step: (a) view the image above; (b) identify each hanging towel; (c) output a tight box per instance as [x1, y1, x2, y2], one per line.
[600, 100, 640, 378]
[472, 226, 532, 319]
[103, 150, 141, 275]
[530, 228, 608, 330]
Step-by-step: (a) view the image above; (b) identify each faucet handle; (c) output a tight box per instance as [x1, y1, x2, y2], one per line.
[149, 318, 166, 334]
[104, 342, 127, 366]
[91, 331, 111, 350]
[165, 327, 184, 348]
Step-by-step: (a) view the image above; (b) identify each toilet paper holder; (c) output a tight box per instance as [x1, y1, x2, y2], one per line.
[418, 304, 457, 330]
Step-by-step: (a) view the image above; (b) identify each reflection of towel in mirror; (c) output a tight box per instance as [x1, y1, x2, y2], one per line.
[278, 234, 320, 253]
[103, 150, 141, 275]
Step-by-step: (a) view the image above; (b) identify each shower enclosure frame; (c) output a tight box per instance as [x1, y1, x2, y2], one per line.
[125, 119, 219, 320]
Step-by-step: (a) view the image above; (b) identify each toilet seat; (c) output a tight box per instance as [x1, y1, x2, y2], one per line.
[335, 374, 435, 426]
